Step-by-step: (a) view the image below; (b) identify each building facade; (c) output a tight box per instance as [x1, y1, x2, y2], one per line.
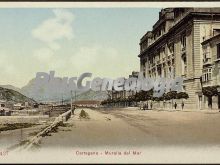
[139, 8, 220, 110]
[201, 34, 220, 109]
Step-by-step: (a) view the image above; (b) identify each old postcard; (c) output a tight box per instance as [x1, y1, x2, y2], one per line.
[0, 1, 220, 164]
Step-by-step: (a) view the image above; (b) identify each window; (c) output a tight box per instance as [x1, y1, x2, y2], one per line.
[203, 45, 211, 63]
[158, 29, 161, 36]
[213, 29, 220, 36]
[181, 54, 187, 75]
[164, 69, 166, 78]
[162, 26, 165, 34]
[157, 67, 162, 77]
[181, 33, 186, 50]
[168, 43, 174, 55]
[208, 68, 212, 80]
[217, 43, 220, 59]
[202, 68, 212, 82]
[161, 47, 166, 58]
[158, 52, 161, 60]
[183, 85, 186, 92]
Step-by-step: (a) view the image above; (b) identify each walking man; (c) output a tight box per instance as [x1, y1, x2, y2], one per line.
[174, 102, 177, 109]
[181, 101, 184, 110]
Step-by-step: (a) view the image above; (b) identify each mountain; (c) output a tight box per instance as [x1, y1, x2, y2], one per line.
[0, 85, 21, 93]
[21, 78, 75, 102]
[0, 87, 37, 104]
[21, 78, 109, 102]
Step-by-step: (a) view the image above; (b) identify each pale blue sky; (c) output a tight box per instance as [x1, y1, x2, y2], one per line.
[0, 8, 161, 87]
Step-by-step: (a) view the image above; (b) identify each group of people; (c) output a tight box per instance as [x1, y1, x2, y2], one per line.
[141, 101, 185, 110]
[142, 102, 153, 110]
[173, 101, 185, 110]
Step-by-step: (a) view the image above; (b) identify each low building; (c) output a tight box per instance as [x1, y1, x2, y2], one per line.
[0, 100, 13, 110]
[13, 103, 24, 110]
[73, 100, 101, 108]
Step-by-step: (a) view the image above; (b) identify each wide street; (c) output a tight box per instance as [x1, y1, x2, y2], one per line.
[38, 107, 220, 148]
[3, 107, 220, 163]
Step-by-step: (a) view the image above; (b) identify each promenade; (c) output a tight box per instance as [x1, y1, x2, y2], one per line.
[38, 107, 220, 148]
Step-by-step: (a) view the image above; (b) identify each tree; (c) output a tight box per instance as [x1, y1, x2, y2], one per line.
[202, 85, 220, 97]
[176, 92, 189, 99]
[164, 91, 177, 100]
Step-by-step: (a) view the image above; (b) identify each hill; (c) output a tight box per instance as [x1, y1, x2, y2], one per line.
[0, 85, 21, 93]
[75, 90, 108, 101]
[0, 87, 37, 104]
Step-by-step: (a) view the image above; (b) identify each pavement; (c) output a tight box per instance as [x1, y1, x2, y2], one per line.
[3, 107, 220, 163]
[37, 107, 220, 148]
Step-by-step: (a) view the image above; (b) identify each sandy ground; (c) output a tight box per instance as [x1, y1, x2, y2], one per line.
[3, 108, 220, 163]
[0, 117, 54, 149]
[38, 108, 220, 149]
[39, 108, 152, 148]
[0, 125, 47, 149]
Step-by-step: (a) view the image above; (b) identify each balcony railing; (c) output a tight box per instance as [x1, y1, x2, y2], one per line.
[214, 58, 220, 63]
[203, 58, 212, 65]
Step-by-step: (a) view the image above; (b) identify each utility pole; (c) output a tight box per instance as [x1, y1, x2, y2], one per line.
[70, 90, 76, 115]
[62, 95, 64, 105]
[70, 90, 73, 111]
[20, 128, 23, 143]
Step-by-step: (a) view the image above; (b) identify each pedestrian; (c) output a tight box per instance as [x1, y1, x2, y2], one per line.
[150, 102, 153, 109]
[174, 102, 177, 109]
[181, 101, 184, 110]
[146, 103, 149, 110]
[163, 101, 166, 108]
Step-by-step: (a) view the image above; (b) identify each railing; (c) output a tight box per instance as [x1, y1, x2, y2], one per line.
[203, 58, 212, 65]
[59, 109, 72, 122]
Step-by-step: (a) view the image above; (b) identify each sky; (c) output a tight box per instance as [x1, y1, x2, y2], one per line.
[0, 8, 161, 88]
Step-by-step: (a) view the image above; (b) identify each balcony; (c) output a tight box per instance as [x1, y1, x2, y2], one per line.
[181, 74, 186, 78]
[214, 58, 220, 63]
[203, 58, 212, 66]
